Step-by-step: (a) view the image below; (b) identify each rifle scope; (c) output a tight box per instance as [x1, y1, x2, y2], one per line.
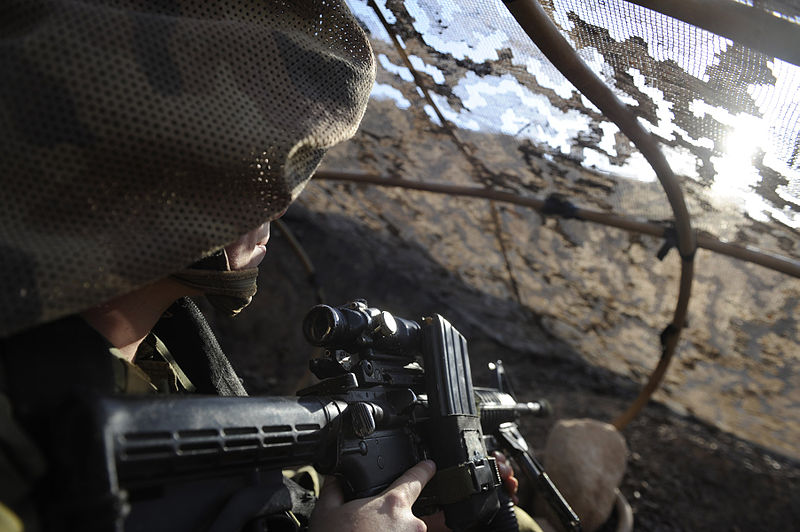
[303, 301, 421, 356]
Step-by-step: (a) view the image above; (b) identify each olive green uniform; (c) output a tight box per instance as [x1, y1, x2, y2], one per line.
[0, 298, 247, 530]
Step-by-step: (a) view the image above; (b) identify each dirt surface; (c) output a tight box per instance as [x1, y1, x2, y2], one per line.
[206, 204, 799, 531]
[322, 97, 800, 462]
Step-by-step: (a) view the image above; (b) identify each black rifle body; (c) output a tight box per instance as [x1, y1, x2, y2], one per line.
[56, 301, 572, 531]
[76, 388, 534, 531]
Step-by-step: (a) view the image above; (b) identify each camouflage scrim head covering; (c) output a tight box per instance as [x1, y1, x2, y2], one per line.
[0, 1, 375, 336]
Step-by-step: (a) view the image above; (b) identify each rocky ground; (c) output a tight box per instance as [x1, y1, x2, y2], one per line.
[206, 204, 799, 531]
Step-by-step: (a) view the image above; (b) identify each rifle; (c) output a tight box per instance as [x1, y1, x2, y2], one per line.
[58, 300, 579, 531]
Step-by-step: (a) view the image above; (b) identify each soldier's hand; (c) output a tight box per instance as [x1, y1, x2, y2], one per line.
[494, 451, 520, 504]
[310, 460, 436, 532]
[419, 452, 521, 532]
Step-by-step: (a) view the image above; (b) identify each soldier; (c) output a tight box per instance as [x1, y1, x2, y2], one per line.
[0, 0, 367, 528]
[0, 2, 532, 531]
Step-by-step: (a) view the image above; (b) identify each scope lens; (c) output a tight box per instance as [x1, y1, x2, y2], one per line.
[304, 306, 339, 344]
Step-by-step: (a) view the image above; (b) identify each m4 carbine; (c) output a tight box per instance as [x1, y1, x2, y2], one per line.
[65, 300, 579, 532]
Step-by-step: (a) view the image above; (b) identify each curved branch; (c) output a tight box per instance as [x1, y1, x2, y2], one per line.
[501, 0, 696, 428]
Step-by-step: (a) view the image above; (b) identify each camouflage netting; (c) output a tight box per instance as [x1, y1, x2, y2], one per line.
[304, 0, 799, 459]
[0, 0, 375, 335]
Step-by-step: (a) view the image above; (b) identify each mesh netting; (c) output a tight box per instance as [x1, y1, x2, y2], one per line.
[0, 1, 375, 335]
[350, 0, 799, 250]
[308, 0, 800, 459]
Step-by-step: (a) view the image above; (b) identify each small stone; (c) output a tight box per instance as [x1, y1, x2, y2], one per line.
[540, 419, 628, 532]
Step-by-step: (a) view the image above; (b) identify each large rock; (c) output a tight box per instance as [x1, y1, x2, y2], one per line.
[540, 419, 627, 532]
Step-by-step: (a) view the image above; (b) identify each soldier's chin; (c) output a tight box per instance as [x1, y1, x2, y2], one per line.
[244, 245, 267, 270]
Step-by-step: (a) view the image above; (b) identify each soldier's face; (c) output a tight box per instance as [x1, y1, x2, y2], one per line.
[224, 222, 270, 270]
